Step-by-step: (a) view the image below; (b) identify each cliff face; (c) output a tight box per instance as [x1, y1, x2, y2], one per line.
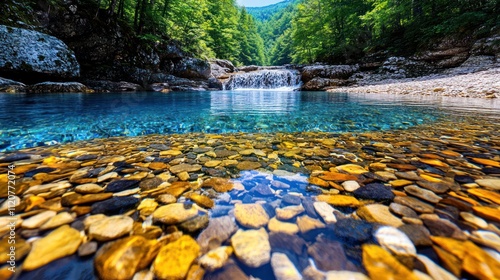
[0, 25, 80, 82]
[0, 0, 219, 91]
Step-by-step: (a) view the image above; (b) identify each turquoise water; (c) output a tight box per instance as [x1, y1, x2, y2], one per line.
[0, 90, 464, 151]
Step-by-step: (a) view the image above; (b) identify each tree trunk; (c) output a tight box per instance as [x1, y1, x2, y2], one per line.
[108, 0, 117, 14]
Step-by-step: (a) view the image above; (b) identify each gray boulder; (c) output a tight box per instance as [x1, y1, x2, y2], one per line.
[173, 57, 211, 79]
[0, 77, 25, 92]
[27, 82, 92, 93]
[0, 25, 80, 80]
[301, 65, 358, 83]
[301, 77, 350, 91]
[210, 59, 235, 79]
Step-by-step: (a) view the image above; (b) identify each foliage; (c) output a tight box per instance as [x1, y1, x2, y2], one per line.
[247, 0, 294, 22]
[4, 0, 498, 66]
[252, 0, 499, 64]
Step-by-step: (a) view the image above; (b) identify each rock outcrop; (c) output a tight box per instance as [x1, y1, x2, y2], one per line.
[0, 25, 80, 82]
[300, 65, 359, 83]
[173, 58, 211, 79]
[210, 59, 236, 79]
[301, 77, 350, 91]
[27, 82, 93, 93]
[0, 76, 25, 92]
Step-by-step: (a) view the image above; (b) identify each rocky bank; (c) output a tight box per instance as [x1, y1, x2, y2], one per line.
[328, 68, 500, 99]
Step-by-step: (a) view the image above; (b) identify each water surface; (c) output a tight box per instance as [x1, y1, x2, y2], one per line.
[1, 91, 499, 151]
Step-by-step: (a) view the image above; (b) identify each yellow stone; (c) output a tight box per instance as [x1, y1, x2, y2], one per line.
[202, 177, 234, 192]
[473, 206, 500, 223]
[187, 193, 214, 208]
[205, 151, 217, 158]
[125, 172, 148, 181]
[160, 150, 183, 156]
[432, 245, 462, 277]
[282, 141, 295, 149]
[178, 171, 190, 181]
[204, 160, 221, 167]
[24, 225, 82, 270]
[308, 177, 329, 188]
[0, 237, 30, 263]
[25, 196, 46, 211]
[268, 217, 299, 235]
[468, 189, 500, 204]
[317, 194, 361, 207]
[370, 162, 387, 171]
[420, 174, 443, 183]
[319, 172, 358, 182]
[153, 235, 200, 280]
[420, 158, 449, 168]
[462, 241, 500, 279]
[321, 139, 336, 146]
[357, 204, 403, 227]
[40, 212, 75, 230]
[149, 162, 168, 170]
[390, 179, 413, 188]
[12, 164, 38, 174]
[471, 158, 500, 168]
[234, 203, 270, 228]
[448, 192, 479, 206]
[336, 164, 368, 175]
[296, 215, 325, 233]
[95, 235, 159, 280]
[431, 236, 465, 259]
[441, 150, 462, 157]
[362, 244, 419, 280]
[137, 199, 158, 216]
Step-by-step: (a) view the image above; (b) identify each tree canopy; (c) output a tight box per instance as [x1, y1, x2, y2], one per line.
[251, 0, 499, 65]
[95, 0, 266, 66]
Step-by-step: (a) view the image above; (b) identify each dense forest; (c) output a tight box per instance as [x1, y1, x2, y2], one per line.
[1, 0, 265, 66]
[2, 0, 498, 67]
[97, 0, 265, 66]
[254, 0, 499, 65]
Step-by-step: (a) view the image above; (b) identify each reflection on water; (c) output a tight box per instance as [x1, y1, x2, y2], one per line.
[210, 90, 299, 114]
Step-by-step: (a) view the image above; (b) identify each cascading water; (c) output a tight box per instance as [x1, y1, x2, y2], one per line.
[223, 68, 302, 90]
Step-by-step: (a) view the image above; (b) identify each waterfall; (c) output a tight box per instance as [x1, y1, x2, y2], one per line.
[223, 69, 301, 90]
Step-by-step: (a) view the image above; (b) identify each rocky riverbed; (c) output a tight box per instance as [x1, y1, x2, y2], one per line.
[0, 115, 499, 280]
[328, 68, 500, 99]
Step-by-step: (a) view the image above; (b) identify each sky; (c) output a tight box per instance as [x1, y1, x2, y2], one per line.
[236, 0, 284, 7]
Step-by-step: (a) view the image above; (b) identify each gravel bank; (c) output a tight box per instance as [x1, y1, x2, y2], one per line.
[328, 68, 500, 99]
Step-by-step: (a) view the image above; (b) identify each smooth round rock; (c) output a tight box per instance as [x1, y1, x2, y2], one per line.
[88, 215, 134, 242]
[231, 228, 271, 268]
[271, 252, 302, 280]
[234, 203, 269, 228]
[374, 226, 416, 257]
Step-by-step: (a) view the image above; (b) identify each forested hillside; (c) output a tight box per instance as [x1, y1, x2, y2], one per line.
[247, 0, 293, 22]
[2, 0, 498, 67]
[252, 0, 499, 65]
[0, 0, 265, 66]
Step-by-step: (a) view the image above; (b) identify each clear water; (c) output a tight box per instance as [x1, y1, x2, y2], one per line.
[1, 90, 496, 152]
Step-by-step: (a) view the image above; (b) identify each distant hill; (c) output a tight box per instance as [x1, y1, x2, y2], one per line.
[246, 0, 294, 22]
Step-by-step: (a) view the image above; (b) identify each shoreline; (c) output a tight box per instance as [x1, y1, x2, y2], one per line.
[328, 68, 500, 99]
